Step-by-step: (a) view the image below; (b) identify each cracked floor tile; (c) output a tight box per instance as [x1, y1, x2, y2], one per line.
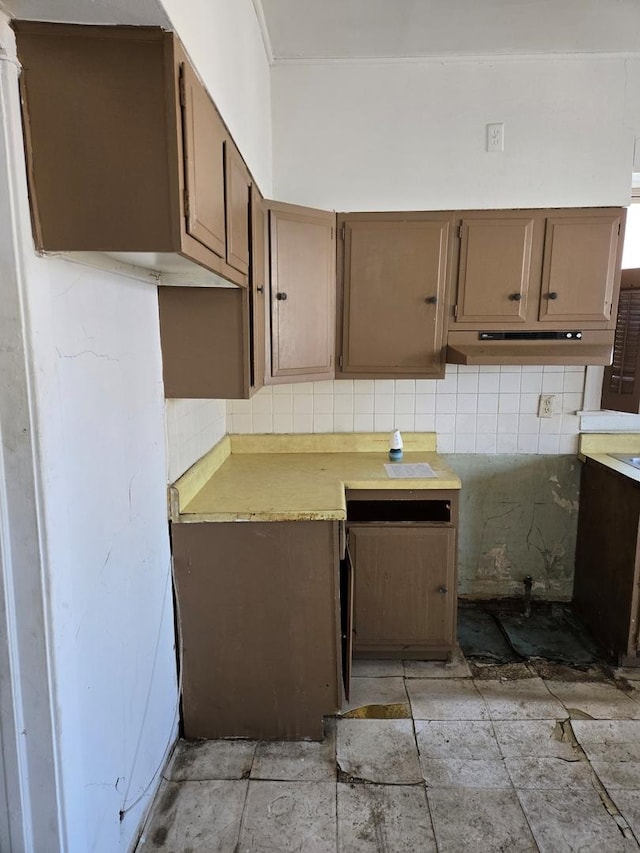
[165, 739, 256, 782]
[137, 779, 247, 852]
[475, 677, 567, 721]
[407, 678, 490, 721]
[545, 681, 640, 720]
[237, 780, 337, 853]
[336, 718, 422, 784]
[517, 787, 639, 852]
[251, 723, 336, 781]
[337, 783, 436, 852]
[428, 787, 537, 852]
[415, 720, 501, 760]
[493, 719, 581, 759]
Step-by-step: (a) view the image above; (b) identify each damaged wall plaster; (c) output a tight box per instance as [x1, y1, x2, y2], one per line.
[449, 454, 581, 601]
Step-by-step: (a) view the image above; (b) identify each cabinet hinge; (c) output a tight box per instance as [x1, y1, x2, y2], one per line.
[456, 224, 463, 239]
[183, 187, 190, 219]
[341, 224, 346, 241]
[339, 354, 344, 368]
[178, 67, 186, 108]
[619, 222, 622, 235]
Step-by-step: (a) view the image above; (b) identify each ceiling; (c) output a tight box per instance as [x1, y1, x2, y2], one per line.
[256, 0, 640, 61]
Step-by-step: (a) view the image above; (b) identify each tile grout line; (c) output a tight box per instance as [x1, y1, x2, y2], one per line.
[407, 675, 442, 853]
[233, 743, 257, 850]
[491, 713, 543, 852]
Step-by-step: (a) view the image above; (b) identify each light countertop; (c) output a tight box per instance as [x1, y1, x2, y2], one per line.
[170, 433, 461, 523]
[578, 433, 640, 485]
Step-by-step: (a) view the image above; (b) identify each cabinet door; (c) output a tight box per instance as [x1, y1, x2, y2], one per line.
[180, 62, 226, 258]
[539, 213, 622, 324]
[225, 141, 251, 275]
[455, 216, 535, 324]
[350, 525, 455, 652]
[250, 186, 266, 392]
[340, 218, 451, 377]
[268, 201, 336, 381]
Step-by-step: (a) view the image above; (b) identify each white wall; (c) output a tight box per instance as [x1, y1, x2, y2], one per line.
[1, 13, 177, 851]
[272, 57, 639, 210]
[160, 0, 273, 194]
[32, 260, 178, 853]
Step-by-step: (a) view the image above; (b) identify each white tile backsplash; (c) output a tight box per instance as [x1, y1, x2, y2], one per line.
[223, 366, 586, 455]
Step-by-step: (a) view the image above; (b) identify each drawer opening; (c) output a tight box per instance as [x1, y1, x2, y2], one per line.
[346, 499, 451, 523]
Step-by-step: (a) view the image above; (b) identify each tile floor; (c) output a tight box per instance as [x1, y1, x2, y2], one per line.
[137, 655, 640, 852]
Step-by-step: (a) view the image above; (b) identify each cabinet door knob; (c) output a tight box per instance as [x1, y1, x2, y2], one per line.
[438, 585, 448, 594]
[276, 292, 288, 301]
[548, 291, 558, 300]
[508, 293, 522, 301]
[256, 286, 264, 293]
[425, 296, 438, 304]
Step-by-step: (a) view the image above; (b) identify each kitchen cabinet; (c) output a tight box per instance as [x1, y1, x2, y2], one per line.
[447, 207, 625, 365]
[267, 201, 336, 382]
[13, 21, 250, 287]
[171, 519, 341, 740]
[574, 457, 640, 665]
[336, 214, 453, 378]
[158, 186, 266, 399]
[346, 490, 458, 659]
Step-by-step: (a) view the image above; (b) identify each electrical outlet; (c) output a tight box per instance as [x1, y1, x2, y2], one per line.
[486, 122, 504, 152]
[538, 394, 555, 418]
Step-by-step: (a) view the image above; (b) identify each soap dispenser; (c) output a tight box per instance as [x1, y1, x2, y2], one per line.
[388, 429, 403, 461]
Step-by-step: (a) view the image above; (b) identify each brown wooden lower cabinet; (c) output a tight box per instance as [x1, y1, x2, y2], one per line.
[574, 459, 640, 665]
[347, 490, 459, 660]
[171, 520, 342, 740]
[171, 492, 459, 739]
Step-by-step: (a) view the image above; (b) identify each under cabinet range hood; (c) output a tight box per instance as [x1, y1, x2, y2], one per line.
[446, 330, 614, 366]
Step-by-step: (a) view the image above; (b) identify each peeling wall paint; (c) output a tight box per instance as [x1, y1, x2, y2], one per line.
[448, 454, 581, 601]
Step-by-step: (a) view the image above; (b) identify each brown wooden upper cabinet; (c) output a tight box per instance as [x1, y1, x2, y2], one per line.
[13, 21, 250, 287]
[447, 207, 626, 365]
[267, 201, 336, 383]
[158, 185, 266, 399]
[451, 208, 624, 330]
[337, 213, 454, 378]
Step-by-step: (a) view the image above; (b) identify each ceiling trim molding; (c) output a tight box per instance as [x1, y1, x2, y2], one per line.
[270, 50, 640, 67]
[251, 0, 274, 65]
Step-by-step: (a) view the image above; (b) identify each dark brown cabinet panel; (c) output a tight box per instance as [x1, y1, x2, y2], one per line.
[171, 520, 341, 740]
[337, 215, 453, 378]
[13, 21, 250, 287]
[574, 459, 640, 665]
[539, 214, 621, 324]
[158, 286, 250, 399]
[268, 201, 336, 382]
[350, 525, 456, 656]
[455, 215, 536, 324]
